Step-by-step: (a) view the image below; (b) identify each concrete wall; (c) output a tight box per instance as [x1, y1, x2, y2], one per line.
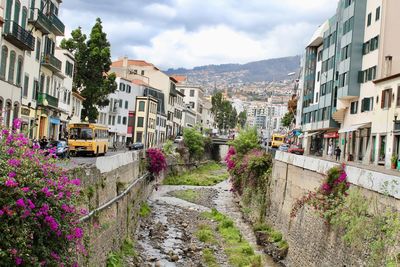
[71, 150, 156, 266]
[267, 151, 400, 266]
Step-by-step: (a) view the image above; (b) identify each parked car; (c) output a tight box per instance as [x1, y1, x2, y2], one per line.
[174, 136, 184, 143]
[288, 145, 304, 155]
[128, 142, 144, 151]
[278, 143, 290, 152]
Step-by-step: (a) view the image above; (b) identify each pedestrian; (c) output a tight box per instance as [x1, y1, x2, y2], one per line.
[328, 143, 333, 159]
[335, 146, 342, 161]
[39, 136, 48, 149]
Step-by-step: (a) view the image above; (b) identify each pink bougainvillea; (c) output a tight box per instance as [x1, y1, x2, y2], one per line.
[0, 119, 84, 266]
[225, 146, 237, 171]
[146, 148, 167, 176]
[291, 164, 350, 221]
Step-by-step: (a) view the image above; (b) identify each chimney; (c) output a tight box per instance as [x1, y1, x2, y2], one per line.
[385, 55, 393, 77]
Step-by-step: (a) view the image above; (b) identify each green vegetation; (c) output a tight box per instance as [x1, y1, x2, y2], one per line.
[163, 162, 228, 186]
[329, 189, 400, 266]
[183, 128, 205, 160]
[238, 111, 247, 128]
[196, 224, 216, 243]
[163, 140, 174, 155]
[139, 202, 151, 218]
[281, 112, 294, 127]
[228, 127, 260, 156]
[106, 238, 137, 267]
[171, 189, 201, 203]
[202, 209, 262, 267]
[202, 248, 218, 267]
[211, 92, 238, 132]
[253, 223, 288, 251]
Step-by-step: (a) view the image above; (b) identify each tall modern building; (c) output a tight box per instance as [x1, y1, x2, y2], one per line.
[300, 0, 400, 168]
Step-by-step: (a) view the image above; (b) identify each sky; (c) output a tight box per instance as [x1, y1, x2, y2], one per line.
[60, 0, 338, 69]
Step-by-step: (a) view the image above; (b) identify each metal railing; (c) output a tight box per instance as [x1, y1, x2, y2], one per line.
[3, 20, 35, 51]
[42, 53, 62, 72]
[37, 92, 59, 108]
[50, 13, 65, 36]
[28, 9, 52, 34]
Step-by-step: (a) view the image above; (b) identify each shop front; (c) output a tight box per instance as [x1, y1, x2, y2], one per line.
[49, 117, 60, 140]
[323, 131, 339, 157]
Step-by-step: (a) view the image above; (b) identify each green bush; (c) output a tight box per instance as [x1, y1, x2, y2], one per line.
[163, 140, 174, 155]
[183, 128, 205, 160]
[228, 127, 260, 156]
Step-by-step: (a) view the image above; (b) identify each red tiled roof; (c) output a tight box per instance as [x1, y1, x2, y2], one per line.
[111, 59, 154, 68]
[171, 75, 187, 83]
[132, 79, 149, 86]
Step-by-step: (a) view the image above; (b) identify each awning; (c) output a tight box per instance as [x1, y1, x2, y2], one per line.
[338, 122, 371, 133]
[332, 108, 346, 123]
[304, 131, 322, 138]
[50, 117, 60, 125]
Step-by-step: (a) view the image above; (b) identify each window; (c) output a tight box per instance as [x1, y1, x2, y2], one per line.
[397, 86, 400, 107]
[138, 101, 145, 111]
[315, 92, 319, 102]
[8, 51, 16, 83]
[14, 0, 20, 25]
[339, 72, 348, 87]
[137, 117, 144, 127]
[367, 13, 372, 26]
[350, 101, 358, 114]
[126, 85, 131, 93]
[317, 50, 322, 62]
[381, 88, 392, 109]
[376, 6, 380, 21]
[122, 117, 127, 125]
[136, 132, 143, 143]
[16, 56, 23, 86]
[190, 90, 195, 97]
[0, 46, 8, 78]
[343, 17, 354, 34]
[119, 99, 122, 108]
[341, 44, 351, 61]
[361, 97, 373, 112]
[23, 74, 29, 97]
[33, 79, 38, 100]
[65, 61, 73, 77]
[344, 0, 352, 8]
[35, 39, 41, 61]
[141, 70, 144, 75]
[359, 66, 377, 83]
[124, 101, 128, 109]
[117, 115, 121, 124]
[45, 76, 50, 93]
[21, 7, 27, 29]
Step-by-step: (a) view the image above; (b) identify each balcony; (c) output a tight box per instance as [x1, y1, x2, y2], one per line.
[3, 21, 35, 51]
[37, 93, 59, 109]
[42, 53, 62, 73]
[50, 13, 65, 36]
[28, 9, 52, 34]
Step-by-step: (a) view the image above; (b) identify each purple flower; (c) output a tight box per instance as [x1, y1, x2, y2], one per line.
[27, 199, 35, 210]
[0, 210, 4, 216]
[41, 187, 53, 198]
[21, 187, 30, 193]
[5, 178, 18, 187]
[50, 251, 60, 261]
[321, 183, 331, 193]
[7, 147, 15, 155]
[70, 179, 81, 186]
[16, 199, 26, 209]
[15, 257, 23, 265]
[8, 172, 17, 179]
[74, 227, 84, 239]
[45, 216, 59, 231]
[13, 118, 22, 129]
[8, 159, 21, 168]
[1, 129, 9, 135]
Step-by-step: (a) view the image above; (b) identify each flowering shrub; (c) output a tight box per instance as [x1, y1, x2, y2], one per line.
[0, 119, 84, 266]
[225, 146, 236, 171]
[146, 148, 167, 176]
[290, 164, 350, 221]
[228, 149, 272, 195]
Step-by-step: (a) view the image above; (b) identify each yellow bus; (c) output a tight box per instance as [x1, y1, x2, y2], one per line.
[68, 123, 109, 156]
[271, 134, 285, 148]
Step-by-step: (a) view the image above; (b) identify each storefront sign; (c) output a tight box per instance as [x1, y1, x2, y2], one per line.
[50, 117, 60, 125]
[21, 108, 30, 116]
[324, 132, 339, 139]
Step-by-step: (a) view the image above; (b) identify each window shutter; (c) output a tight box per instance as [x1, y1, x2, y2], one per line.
[381, 91, 385, 108]
[389, 89, 393, 108]
[358, 71, 364, 83]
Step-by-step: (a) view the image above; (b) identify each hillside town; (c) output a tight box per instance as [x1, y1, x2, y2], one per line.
[1, 1, 400, 267]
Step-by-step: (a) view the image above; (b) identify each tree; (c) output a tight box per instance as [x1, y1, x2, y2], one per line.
[238, 111, 247, 128]
[183, 128, 205, 160]
[211, 92, 237, 132]
[60, 18, 117, 122]
[281, 112, 294, 127]
[228, 127, 260, 156]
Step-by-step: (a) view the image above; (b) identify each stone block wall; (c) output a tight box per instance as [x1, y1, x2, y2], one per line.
[267, 152, 400, 266]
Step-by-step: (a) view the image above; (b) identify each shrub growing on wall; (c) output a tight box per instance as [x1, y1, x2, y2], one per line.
[0, 120, 84, 266]
[228, 127, 260, 156]
[146, 148, 167, 176]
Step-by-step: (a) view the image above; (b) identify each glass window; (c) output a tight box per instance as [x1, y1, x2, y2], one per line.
[137, 117, 144, 127]
[16, 56, 23, 86]
[367, 13, 372, 26]
[138, 101, 145, 111]
[8, 51, 16, 83]
[190, 90, 195, 97]
[0, 46, 8, 78]
[23, 74, 29, 97]
[376, 7, 380, 21]
[125, 101, 128, 109]
[36, 39, 41, 61]
[69, 128, 93, 140]
[117, 115, 121, 124]
[122, 117, 127, 125]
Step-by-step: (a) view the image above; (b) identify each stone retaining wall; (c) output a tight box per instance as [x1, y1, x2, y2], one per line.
[268, 151, 400, 266]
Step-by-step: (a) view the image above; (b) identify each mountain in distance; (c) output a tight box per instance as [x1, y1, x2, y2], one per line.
[165, 55, 301, 84]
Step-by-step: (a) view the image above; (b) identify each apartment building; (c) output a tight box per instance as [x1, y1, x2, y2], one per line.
[299, 0, 400, 168]
[110, 58, 180, 139]
[0, 0, 34, 129]
[97, 77, 142, 146]
[133, 96, 158, 148]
